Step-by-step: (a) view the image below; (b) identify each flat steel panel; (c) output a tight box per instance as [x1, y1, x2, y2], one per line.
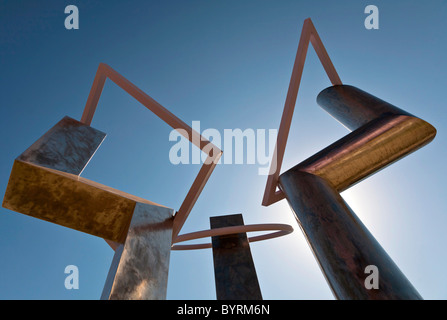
[211, 214, 262, 300]
[102, 202, 174, 300]
[17, 116, 106, 175]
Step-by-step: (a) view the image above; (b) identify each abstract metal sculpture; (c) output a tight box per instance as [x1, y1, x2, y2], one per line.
[1, 16, 436, 300]
[80, 63, 223, 244]
[2, 63, 293, 300]
[262, 18, 436, 299]
[2, 64, 223, 299]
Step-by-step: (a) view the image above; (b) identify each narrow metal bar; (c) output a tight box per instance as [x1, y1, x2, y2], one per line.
[172, 155, 221, 240]
[210, 214, 262, 300]
[307, 19, 342, 86]
[79, 63, 223, 241]
[81, 64, 107, 126]
[262, 19, 312, 206]
[262, 18, 342, 206]
[81, 63, 213, 151]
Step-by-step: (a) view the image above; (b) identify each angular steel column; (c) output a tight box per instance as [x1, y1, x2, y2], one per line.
[101, 203, 174, 300]
[277, 85, 436, 299]
[3, 116, 176, 300]
[210, 214, 262, 300]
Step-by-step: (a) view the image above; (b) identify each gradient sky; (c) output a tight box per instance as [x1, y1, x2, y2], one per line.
[0, 0, 446, 300]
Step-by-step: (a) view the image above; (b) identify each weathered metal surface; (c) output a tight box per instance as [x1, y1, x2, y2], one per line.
[279, 171, 422, 300]
[277, 85, 436, 299]
[17, 116, 106, 175]
[210, 214, 262, 300]
[316, 85, 412, 130]
[101, 203, 174, 300]
[4, 160, 134, 242]
[3, 115, 176, 300]
[2, 116, 170, 244]
[3, 159, 167, 243]
[294, 114, 436, 192]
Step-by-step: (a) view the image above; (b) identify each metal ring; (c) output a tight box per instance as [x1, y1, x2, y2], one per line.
[171, 223, 293, 250]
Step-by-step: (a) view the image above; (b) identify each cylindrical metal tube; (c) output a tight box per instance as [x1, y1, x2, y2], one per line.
[316, 85, 412, 131]
[276, 84, 435, 299]
[279, 170, 422, 300]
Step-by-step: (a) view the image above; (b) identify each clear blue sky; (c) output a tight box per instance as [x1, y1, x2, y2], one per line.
[0, 0, 446, 299]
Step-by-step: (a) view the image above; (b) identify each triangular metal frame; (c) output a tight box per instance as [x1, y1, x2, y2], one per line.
[262, 18, 342, 206]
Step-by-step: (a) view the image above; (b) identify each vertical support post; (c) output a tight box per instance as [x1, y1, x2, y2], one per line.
[279, 170, 422, 300]
[210, 214, 262, 300]
[101, 203, 175, 300]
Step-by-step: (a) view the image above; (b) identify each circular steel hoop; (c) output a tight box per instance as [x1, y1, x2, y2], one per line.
[171, 223, 293, 250]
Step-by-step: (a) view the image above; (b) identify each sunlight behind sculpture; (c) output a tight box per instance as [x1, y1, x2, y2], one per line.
[1, 16, 437, 300]
[262, 18, 436, 299]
